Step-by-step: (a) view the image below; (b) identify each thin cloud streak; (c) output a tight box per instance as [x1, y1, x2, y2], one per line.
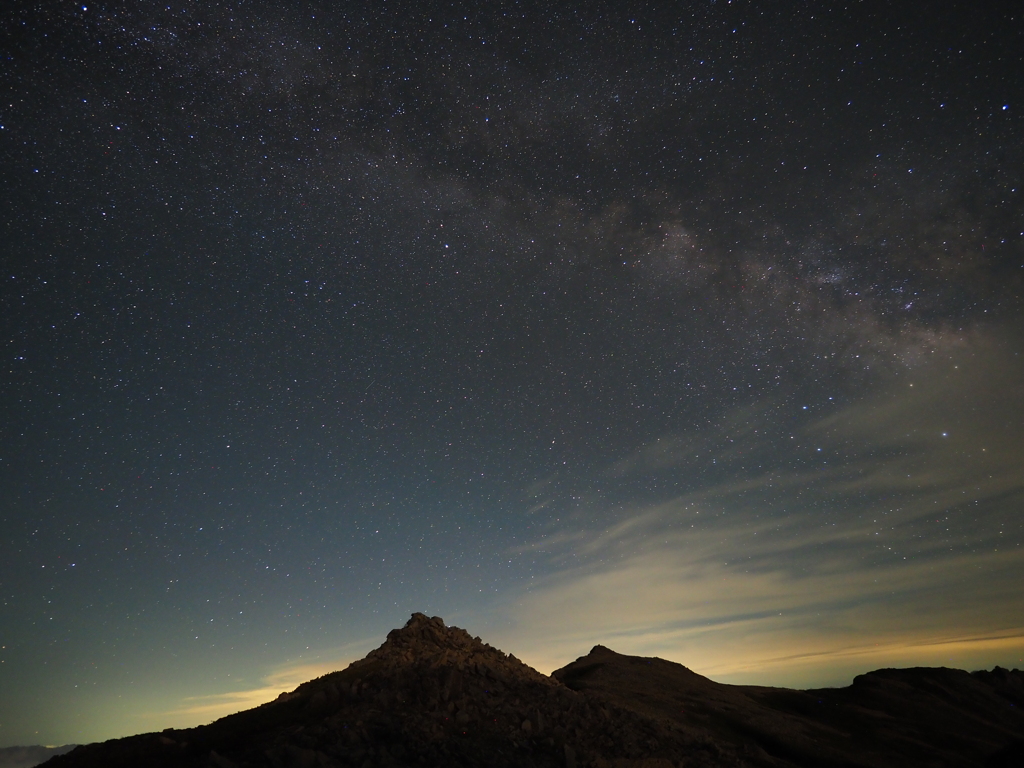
[134, 643, 372, 730]
[497, 339, 1024, 685]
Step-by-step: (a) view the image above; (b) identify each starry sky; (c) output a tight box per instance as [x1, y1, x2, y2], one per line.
[2, 0, 1023, 748]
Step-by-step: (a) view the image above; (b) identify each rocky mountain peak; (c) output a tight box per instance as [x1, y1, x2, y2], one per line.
[350, 613, 553, 689]
[39, 615, 1024, 768]
[366, 613, 488, 662]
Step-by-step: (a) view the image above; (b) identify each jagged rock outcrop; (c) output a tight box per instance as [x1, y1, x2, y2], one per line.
[40, 615, 1024, 768]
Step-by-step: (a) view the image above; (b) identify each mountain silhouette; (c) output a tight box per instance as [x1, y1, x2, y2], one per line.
[40, 614, 1024, 767]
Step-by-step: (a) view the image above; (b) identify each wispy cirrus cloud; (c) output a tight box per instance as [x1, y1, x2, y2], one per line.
[494, 336, 1024, 685]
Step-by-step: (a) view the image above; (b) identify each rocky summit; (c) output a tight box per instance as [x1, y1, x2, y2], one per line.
[40, 614, 1024, 768]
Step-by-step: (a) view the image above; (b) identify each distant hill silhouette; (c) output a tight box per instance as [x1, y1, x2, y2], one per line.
[40, 613, 1024, 767]
[0, 745, 75, 768]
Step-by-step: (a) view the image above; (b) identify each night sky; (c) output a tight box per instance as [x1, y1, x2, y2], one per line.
[2, 0, 1023, 748]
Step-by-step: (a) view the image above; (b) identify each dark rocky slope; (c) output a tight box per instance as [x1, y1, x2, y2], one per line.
[41, 614, 1024, 768]
[554, 644, 1024, 767]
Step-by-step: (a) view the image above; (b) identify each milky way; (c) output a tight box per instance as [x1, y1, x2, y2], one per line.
[2, 0, 1022, 746]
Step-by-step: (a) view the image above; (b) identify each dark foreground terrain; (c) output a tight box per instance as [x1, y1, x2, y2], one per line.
[41, 614, 1024, 768]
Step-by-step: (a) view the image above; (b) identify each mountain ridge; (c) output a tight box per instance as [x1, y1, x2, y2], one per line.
[39, 614, 1024, 768]
[0, 745, 76, 768]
